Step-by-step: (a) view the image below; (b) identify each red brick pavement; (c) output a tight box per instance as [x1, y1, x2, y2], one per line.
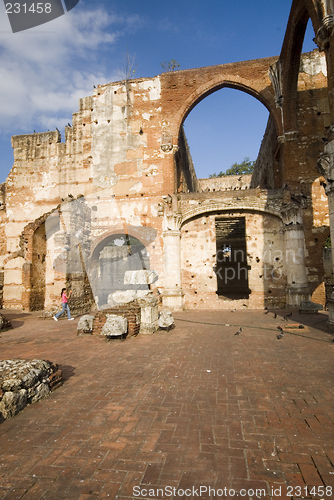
[0, 309, 334, 499]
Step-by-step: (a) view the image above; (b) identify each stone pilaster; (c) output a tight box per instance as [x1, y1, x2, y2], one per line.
[159, 195, 184, 310]
[281, 199, 310, 307]
[317, 135, 334, 328]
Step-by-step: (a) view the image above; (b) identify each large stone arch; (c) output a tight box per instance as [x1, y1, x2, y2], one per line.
[179, 81, 279, 138]
[279, 0, 320, 132]
[159, 57, 282, 141]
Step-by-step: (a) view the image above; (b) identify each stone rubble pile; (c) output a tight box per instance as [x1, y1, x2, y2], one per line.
[0, 313, 12, 331]
[0, 359, 62, 422]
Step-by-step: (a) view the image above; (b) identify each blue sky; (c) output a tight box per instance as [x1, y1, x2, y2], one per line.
[0, 0, 316, 183]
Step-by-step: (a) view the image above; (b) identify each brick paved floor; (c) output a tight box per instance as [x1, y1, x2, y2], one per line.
[0, 309, 334, 499]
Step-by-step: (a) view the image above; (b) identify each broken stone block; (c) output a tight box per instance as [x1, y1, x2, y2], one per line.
[21, 371, 38, 389]
[101, 314, 127, 337]
[124, 270, 159, 285]
[158, 310, 175, 330]
[0, 389, 28, 419]
[77, 314, 94, 335]
[30, 383, 50, 403]
[138, 296, 159, 334]
[108, 290, 136, 306]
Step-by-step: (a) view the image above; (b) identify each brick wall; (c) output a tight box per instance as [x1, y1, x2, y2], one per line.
[92, 304, 141, 337]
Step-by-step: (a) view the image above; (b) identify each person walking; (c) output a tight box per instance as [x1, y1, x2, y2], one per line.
[53, 288, 74, 321]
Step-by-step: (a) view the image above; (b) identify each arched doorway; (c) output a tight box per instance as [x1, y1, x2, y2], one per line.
[91, 233, 151, 306]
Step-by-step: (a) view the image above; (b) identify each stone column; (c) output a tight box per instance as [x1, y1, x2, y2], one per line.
[159, 195, 184, 310]
[281, 200, 310, 307]
[314, 9, 334, 326]
[317, 140, 334, 328]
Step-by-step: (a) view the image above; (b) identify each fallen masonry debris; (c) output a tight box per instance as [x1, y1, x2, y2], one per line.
[0, 359, 62, 422]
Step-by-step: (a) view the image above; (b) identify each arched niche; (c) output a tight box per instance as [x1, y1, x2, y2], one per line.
[90, 233, 151, 306]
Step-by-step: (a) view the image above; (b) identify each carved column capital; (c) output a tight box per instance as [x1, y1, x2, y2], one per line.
[314, 15, 334, 51]
[316, 151, 334, 194]
[158, 195, 182, 231]
[280, 199, 305, 226]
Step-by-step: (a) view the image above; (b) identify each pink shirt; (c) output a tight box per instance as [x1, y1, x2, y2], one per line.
[61, 292, 68, 303]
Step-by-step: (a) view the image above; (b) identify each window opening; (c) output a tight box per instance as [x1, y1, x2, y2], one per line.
[215, 217, 250, 299]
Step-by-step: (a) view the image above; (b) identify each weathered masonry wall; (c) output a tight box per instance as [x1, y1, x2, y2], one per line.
[0, 49, 331, 311]
[179, 190, 286, 310]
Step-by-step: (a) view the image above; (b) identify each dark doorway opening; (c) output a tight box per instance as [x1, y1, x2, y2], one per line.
[215, 217, 250, 299]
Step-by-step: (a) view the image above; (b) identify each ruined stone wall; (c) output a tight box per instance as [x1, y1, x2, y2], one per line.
[181, 210, 285, 310]
[1, 51, 331, 311]
[294, 52, 329, 305]
[282, 51, 328, 188]
[179, 190, 285, 309]
[251, 117, 278, 189]
[3, 76, 170, 309]
[199, 175, 252, 192]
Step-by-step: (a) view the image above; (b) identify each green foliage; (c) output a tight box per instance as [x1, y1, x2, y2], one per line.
[209, 157, 255, 178]
[324, 236, 331, 248]
[160, 59, 180, 72]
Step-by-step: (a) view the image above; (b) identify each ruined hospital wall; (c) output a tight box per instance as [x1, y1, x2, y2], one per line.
[87, 193, 164, 297]
[180, 210, 285, 310]
[2, 52, 331, 311]
[282, 51, 328, 189]
[3, 76, 171, 309]
[179, 190, 285, 309]
[249, 51, 330, 306]
[294, 52, 330, 304]
[90, 77, 172, 196]
[306, 177, 330, 305]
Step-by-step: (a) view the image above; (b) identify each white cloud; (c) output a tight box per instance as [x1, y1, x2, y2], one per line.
[0, 2, 130, 133]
